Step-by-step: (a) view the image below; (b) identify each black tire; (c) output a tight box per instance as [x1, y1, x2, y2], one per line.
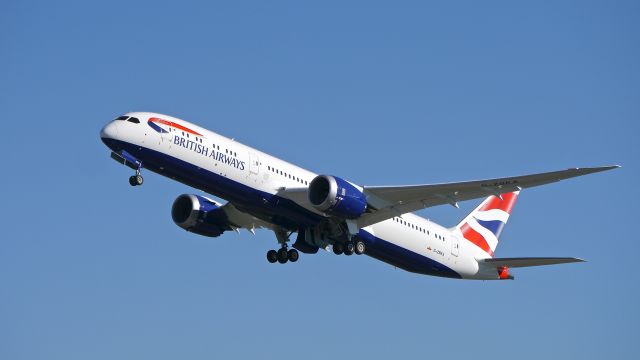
[333, 243, 344, 255]
[135, 174, 144, 185]
[277, 248, 288, 264]
[354, 240, 366, 255]
[287, 249, 299, 262]
[344, 241, 355, 256]
[129, 176, 137, 186]
[267, 250, 278, 263]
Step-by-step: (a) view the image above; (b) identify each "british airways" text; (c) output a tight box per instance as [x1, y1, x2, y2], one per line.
[173, 135, 246, 170]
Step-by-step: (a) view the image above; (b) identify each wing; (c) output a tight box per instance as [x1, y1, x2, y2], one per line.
[357, 166, 619, 228]
[219, 201, 273, 234]
[479, 257, 585, 268]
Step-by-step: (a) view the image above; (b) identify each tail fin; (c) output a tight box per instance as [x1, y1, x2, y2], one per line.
[454, 191, 519, 258]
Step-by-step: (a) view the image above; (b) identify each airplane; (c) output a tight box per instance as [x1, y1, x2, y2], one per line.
[100, 112, 618, 280]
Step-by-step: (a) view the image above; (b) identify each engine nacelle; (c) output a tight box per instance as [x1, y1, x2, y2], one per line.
[308, 175, 367, 219]
[171, 194, 231, 237]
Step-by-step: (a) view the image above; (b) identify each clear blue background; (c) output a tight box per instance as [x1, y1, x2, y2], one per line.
[1, 1, 638, 359]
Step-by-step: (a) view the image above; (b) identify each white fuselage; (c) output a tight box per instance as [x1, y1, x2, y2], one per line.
[101, 112, 499, 280]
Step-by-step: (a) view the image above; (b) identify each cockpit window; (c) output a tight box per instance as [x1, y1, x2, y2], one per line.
[115, 115, 129, 120]
[127, 117, 140, 124]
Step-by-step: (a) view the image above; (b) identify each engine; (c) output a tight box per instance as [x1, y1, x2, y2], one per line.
[171, 194, 231, 237]
[308, 175, 367, 219]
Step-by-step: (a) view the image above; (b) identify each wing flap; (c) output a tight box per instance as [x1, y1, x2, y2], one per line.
[218, 201, 272, 233]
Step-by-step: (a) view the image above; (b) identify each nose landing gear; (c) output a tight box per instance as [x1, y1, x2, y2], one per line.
[128, 168, 144, 186]
[110, 150, 144, 186]
[129, 174, 144, 186]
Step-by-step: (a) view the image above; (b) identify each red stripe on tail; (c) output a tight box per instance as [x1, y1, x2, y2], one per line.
[479, 192, 518, 214]
[460, 223, 494, 257]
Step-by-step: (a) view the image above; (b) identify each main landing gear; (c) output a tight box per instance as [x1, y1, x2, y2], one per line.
[128, 168, 144, 186]
[266, 247, 299, 264]
[267, 228, 299, 264]
[333, 239, 366, 256]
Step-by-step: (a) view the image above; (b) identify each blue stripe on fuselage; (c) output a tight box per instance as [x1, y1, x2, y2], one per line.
[356, 230, 461, 278]
[102, 137, 461, 279]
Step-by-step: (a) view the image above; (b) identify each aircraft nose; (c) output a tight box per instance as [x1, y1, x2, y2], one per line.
[100, 121, 119, 140]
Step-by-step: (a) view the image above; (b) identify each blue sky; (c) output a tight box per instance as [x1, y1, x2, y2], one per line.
[1, 1, 638, 359]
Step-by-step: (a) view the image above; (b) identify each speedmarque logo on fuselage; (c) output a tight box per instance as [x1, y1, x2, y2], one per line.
[147, 117, 246, 171]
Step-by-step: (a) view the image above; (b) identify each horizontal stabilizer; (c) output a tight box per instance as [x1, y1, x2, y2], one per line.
[479, 257, 585, 268]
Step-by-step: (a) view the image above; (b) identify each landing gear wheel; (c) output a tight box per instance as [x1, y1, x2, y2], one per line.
[344, 241, 355, 256]
[287, 249, 299, 262]
[333, 243, 344, 255]
[129, 174, 144, 186]
[277, 248, 289, 264]
[134, 174, 144, 185]
[267, 250, 278, 263]
[354, 240, 366, 255]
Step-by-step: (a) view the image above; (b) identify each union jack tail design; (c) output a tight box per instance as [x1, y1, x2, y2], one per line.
[454, 191, 519, 258]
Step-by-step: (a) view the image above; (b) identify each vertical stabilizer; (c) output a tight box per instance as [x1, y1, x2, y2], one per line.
[454, 191, 519, 258]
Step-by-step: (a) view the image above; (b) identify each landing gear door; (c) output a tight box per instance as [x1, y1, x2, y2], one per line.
[249, 152, 259, 175]
[451, 236, 460, 257]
